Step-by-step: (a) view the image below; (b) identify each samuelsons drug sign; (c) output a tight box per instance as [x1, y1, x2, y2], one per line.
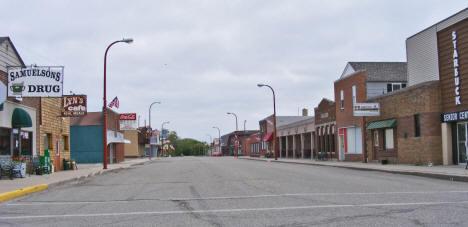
[7, 66, 64, 97]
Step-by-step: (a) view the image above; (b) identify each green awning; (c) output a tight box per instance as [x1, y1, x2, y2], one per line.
[366, 119, 396, 130]
[11, 108, 32, 128]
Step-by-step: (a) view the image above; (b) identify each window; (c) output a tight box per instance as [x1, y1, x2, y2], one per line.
[61, 135, 69, 151]
[374, 131, 379, 146]
[387, 83, 407, 92]
[352, 85, 356, 104]
[384, 129, 394, 149]
[340, 90, 344, 109]
[43, 133, 52, 151]
[414, 114, 420, 137]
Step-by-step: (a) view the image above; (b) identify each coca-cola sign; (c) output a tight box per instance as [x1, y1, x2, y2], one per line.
[119, 113, 136, 120]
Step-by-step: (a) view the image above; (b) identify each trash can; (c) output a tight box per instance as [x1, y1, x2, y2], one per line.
[63, 159, 69, 170]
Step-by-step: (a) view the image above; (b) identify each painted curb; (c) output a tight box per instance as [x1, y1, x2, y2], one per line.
[0, 160, 152, 203]
[0, 184, 47, 203]
[239, 157, 468, 182]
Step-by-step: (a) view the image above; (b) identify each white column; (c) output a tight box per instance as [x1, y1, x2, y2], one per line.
[279, 136, 283, 158]
[311, 132, 314, 159]
[441, 123, 453, 165]
[293, 135, 296, 159]
[301, 133, 305, 159]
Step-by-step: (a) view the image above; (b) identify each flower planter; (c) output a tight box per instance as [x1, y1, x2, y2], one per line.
[13, 163, 26, 178]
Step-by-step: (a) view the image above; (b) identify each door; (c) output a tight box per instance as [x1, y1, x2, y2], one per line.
[457, 123, 467, 165]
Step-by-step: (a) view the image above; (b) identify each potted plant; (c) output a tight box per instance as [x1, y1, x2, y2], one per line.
[12, 157, 27, 177]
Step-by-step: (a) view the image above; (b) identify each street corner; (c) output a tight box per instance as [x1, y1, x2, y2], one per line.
[0, 184, 47, 203]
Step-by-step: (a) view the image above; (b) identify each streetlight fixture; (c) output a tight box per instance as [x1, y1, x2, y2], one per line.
[257, 83, 278, 160]
[148, 101, 161, 160]
[226, 112, 239, 158]
[213, 126, 221, 156]
[161, 121, 170, 157]
[103, 38, 133, 169]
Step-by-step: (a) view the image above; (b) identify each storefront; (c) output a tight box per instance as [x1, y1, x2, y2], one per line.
[0, 100, 37, 158]
[438, 18, 468, 165]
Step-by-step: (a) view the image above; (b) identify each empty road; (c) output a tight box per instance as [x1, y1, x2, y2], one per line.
[1, 157, 468, 226]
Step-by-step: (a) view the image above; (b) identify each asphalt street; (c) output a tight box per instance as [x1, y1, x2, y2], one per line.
[2, 156, 468, 226]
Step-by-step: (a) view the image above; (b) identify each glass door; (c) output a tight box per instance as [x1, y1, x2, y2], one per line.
[457, 123, 467, 165]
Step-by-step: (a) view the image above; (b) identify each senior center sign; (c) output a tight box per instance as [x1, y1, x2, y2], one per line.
[7, 66, 64, 97]
[61, 95, 87, 117]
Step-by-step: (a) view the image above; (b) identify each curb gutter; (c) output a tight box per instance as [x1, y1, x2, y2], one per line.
[0, 159, 151, 203]
[240, 157, 468, 182]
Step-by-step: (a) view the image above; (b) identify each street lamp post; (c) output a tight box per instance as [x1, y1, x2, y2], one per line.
[103, 38, 133, 169]
[148, 101, 161, 160]
[257, 83, 278, 161]
[227, 112, 239, 158]
[213, 126, 221, 156]
[161, 121, 170, 157]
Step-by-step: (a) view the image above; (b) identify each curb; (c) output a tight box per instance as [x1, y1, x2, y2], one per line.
[239, 157, 468, 182]
[0, 184, 48, 202]
[0, 159, 152, 203]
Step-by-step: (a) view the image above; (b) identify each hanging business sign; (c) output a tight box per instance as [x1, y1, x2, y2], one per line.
[61, 95, 87, 117]
[353, 103, 380, 116]
[119, 113, 137, 130]
[7, 66, 64, 97]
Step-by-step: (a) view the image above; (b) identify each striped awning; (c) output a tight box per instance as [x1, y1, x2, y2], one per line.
[366, 119, 396, 130]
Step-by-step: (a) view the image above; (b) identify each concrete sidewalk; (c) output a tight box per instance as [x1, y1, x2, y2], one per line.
[0, 158, 152, 197]
[239, 156, 468, 182]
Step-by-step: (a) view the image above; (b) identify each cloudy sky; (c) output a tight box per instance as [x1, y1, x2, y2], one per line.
[1, 1, 466, 141]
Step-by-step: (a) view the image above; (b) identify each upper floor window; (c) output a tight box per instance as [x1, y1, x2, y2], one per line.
[340, 90, 344, 109]
[387, 83, 406, 93]
[352, 85, 356, 104]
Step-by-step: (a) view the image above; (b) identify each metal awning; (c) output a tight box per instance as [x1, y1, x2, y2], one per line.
[11, 108, 32, 128]
[366, 119, 397, 130]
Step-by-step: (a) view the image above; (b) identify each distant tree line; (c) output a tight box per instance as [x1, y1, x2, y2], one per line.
[166, 131, 208, 156]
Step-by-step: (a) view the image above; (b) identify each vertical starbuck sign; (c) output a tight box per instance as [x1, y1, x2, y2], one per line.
[7, 66, 64, 97]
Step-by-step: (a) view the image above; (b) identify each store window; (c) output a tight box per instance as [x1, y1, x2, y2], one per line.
[20, 131, 32, 156]
[374, 131, 379, 146]
[0, 128, 11, 156]
[384, 128, 394, 149]
[61, 135, 69, 152]
[43, 133, 52, 151]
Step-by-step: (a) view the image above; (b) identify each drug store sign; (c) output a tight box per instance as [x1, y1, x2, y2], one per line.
[7, 66, 64, 97]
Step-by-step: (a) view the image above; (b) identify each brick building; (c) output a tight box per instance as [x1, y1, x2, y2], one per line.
[406, 9, 468, 165]
[365, 81, 442, 164]
[314, 98, 337, 160]
[1, 37, 70, 171]
[334, 62, 407, 162]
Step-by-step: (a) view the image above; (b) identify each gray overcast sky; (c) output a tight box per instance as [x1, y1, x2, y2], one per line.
[1, 1, 467, 142]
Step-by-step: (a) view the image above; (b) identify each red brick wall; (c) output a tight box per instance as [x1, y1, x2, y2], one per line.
[366, 81, 442, 164]
[334, 71, 367, 128]
[334, 72, 367, 162]
[115, 143, 125, 163]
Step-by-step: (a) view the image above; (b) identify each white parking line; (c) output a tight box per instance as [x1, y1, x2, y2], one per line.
[6, 190, 468, 206]
[2, 200, 468, 220]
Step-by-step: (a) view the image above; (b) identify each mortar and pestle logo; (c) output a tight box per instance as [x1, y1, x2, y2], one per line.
[10, 82, 25, 96]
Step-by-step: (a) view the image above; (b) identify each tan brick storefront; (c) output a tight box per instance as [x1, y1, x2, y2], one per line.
[366, 81, 442, 165]
[22, 97, 71, 170]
